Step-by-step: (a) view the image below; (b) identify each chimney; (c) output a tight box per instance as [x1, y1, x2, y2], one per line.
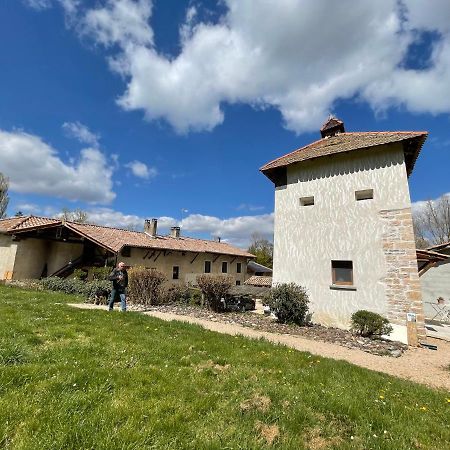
[320, 115, 345, 138]
[215, 236, 221, 243]
[144, 218, 158, 237]
[170, 226, 181, 238]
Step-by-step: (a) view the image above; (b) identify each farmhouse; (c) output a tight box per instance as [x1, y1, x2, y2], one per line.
[0, 216, 254, 285]
[261, 117, 428, 344]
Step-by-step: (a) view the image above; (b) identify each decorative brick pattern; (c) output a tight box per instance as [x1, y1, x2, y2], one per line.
[380, 208, 426, 342]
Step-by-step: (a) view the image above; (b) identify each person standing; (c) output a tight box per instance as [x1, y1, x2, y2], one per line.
[108, 262, 128, 312]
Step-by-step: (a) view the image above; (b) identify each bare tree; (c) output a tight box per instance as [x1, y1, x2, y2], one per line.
[60, 208, 89, 223]
[413, 195, 450, 247]
[0, 173, 9, 219]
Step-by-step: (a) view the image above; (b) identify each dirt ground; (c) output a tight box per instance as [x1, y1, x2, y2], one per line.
[69, 303, 450, 392]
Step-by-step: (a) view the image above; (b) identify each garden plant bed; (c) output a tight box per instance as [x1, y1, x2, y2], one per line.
[127, 303, 408, 357]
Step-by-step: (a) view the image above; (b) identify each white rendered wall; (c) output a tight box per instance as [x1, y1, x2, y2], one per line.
[0, 235, 17, 279]
[272, 143, 412, 329]
[420, 260, 450, 318]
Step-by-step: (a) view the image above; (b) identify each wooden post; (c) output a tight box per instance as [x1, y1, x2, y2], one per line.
[406, 312, 419, 347]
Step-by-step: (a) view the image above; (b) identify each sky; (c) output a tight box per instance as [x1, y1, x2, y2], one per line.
[0, 0, 449, 248]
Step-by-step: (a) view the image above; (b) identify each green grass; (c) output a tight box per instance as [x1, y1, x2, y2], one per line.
[0, 285, 449, 449]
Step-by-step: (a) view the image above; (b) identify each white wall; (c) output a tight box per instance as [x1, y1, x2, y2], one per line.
[0, 235, 17, 279]
[421, 260, 450, 318]
[272, 143, 412, 329]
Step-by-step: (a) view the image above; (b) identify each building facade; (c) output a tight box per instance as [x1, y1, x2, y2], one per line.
[261, 118, 428, 344]
[0, 216, 254, 286]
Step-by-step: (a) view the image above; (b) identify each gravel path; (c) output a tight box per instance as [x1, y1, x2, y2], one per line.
[69, 303, 450, 391]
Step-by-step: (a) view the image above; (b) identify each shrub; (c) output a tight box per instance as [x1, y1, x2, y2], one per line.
[264, 283, 309, 325]
[196, 275, 233, 312]
[90, 266, 111, 281]
[127, 267, 166, 306]
[38, 276, 110, 301]
[73, 268, 88, 281]
[351, 310, 393, 337]
[164, 283, 192, 304]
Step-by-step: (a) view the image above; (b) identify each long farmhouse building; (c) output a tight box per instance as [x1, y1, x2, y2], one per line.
[0, 216, 254, 285]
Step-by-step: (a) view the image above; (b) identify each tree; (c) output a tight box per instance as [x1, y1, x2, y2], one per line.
[60, 208, 89, 223]
[413, 195, 450, 247]
[248, 232, 273, 268]
[15, 211, 24, 217]
[0, 173, 9, 219]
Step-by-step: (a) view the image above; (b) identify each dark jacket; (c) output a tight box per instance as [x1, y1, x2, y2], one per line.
[108, 268, 128, 292]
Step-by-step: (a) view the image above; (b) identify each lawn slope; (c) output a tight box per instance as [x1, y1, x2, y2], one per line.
[0, 285, 449, 449]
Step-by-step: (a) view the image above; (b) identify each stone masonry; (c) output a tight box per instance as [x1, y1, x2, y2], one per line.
[380, 208, 426, 342]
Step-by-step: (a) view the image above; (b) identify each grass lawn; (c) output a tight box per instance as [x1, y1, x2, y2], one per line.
[0, 285, 449, 449]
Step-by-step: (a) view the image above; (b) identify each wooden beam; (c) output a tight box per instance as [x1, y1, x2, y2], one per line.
[154, 251, 162, 262]
[213, 254, 220, 262]
[147, 251, 156, 260]
[229, 257, 236, 265]
[419, 262, 436, 277]
[143, 250, 150, 259]
[190, 252, 199, 264]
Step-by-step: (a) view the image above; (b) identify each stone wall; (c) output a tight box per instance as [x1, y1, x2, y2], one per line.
[380, 208, 426, 341]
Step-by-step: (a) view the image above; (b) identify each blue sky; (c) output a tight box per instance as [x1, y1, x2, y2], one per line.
[0, 0, 449, 247]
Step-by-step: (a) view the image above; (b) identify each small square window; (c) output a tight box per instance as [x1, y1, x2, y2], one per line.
[355, 189, 373, 201]
[236, 280, 241, 286]
[222, 261, 228, 273]
[300, 196, 314, 206]
[172, 266, 179, 280]
[236, 262, 242, 273]
[332, 260, 353, 285]
[204, 261, 211, 273]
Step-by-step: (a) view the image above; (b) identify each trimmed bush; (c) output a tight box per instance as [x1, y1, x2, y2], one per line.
[91, 267, 111, 281]
[38, 276, 110, 301]
[127, 267, 166, 306]
[264, 283, 309, 325]
[196, 275, 233, 312]
[164, 283, 192, 304]
[351, 310, 393, 337]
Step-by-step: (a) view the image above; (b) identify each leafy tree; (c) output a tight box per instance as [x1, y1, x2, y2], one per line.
[0, 173, 9, 219]
[14, 211, 24, 217]
[248, 233, 273, 268]
[60, 208, 89, 223]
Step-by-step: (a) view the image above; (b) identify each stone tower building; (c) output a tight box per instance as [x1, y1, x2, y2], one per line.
[261, 117, 427, 344]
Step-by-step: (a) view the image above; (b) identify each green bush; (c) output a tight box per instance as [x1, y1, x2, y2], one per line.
[264, 283, 309, 325]
[164, 283, 191, 304]
[38, 277, 110, 301]
[127, 267, 166, 306]
[351, 310, 393, 337]
[196, 275, 233, 312]
[90, 266, 111, 281]
[73, 268, 88, 281]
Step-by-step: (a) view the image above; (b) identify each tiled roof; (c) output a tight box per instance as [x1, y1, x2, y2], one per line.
[0, 216, 61, 232]
[244, 275, 272, 287]
[260, 131, 428, 182]
[247, 260, 273, 274]
[0, 216, 253, 258]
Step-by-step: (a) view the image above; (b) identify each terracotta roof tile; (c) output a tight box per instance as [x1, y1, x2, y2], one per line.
[65, 222, 255, 257]
[244, 275, 272, 287]
[1, 216, 254, 257]
[261, 131, 428, 182]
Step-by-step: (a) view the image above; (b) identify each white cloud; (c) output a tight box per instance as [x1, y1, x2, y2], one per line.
[66, 0, 450, 134]
[125, 160, 157, 179]
[62, 121, 100, 147]
[23, 0, 52, 10]
[0, 129, 115, 204]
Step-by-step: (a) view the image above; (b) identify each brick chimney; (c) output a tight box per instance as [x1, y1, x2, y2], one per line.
[320, 115, 345, 138]
[170, 226, 181, 238]
[144, 218, 157, 237]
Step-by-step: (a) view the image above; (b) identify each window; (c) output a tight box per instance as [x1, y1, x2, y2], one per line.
[222, 261, 228, 273]
[172, 266, 179, 280]
[121, 246, 131, 257]
[332, 261, 353, 286]
[355, 189, 373, 201]
[204, 261, 211, 273]
[236, 262, 242, 273]
[236, 280, 241, 286]
[300, 196, 315, 206]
